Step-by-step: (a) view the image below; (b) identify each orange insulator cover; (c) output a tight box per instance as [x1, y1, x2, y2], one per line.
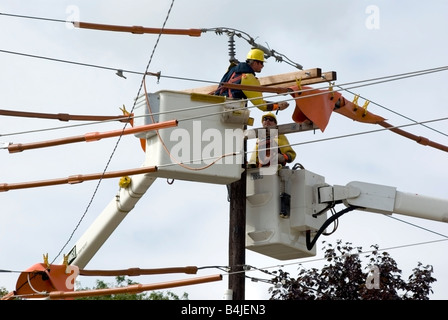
[333, 96, 385, 124]
[290, 85, 340, 132]
[15, 263, 78, 299]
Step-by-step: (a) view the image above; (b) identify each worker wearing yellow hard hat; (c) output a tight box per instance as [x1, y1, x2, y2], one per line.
[246, 48, 265, 62]
[214, 48, 289, 112]
[261, 112, 277, 123]
[248, 112, 296, 169]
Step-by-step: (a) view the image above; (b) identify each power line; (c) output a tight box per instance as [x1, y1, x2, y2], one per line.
[2, 65, 448, 139]
[0, 12, 67, 23]
[51, 0, 177, 265]
[3, 8, 448, 298]
[0, 11, 305, 70]
[286, 116, 448, 150]
[2, 10, 447, 143]
[243, 238, 448, 284]
[0, 49, 215, 85]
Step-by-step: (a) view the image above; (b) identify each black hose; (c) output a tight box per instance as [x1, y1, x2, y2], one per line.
[306, 205, 363, 250]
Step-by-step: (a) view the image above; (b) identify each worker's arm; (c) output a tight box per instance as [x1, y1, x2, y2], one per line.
[247, 143, 259, 168]
[241, 74, 288, 111]
[278, 135, 296, 164]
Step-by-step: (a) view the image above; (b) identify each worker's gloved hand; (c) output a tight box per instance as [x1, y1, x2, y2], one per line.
[278, 154, 287, 165]
[246, 163, 257, 169]
[278, 101, 289, 110]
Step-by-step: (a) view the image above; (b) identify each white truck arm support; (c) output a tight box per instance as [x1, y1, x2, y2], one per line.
[65, 172, 157, 268]
[318, 181, 448, 223]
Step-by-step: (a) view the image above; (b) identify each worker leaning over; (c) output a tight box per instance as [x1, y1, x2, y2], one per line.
[248, 112, 296, 169]
[214, 48, 289, 112]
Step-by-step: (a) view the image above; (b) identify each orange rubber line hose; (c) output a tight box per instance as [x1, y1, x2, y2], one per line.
[378, 121, 448, 153]
[0, 166, 157, 192]
[75, 21, 202, 37]
[48, 274, 222, 299]
[0, 109, 131, 122]
[79, 266, 198, 277]
[7, 120, 177, 153]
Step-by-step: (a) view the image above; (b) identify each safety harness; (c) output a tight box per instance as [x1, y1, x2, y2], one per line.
[214, 71, 243, 98]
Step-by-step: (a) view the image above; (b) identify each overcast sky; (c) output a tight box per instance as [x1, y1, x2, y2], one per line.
[1, 0, 448, 300]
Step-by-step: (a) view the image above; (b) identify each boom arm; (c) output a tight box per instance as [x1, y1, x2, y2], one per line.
[65, 171, 157, 268]
[318, 181, 448, 223]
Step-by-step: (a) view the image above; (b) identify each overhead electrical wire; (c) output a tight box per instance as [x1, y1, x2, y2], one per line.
[5, 13, 446, 252]
[3, 69, 448, 189]
[1, 60, 447, 240]
[1, 114, 445, 192]
[0, 12, 67, 23]
[1, 10, 447, 146]
[1, 45, 447, 102]
[239, 235, 448, 286]
[0, 49, 213, 85]
[0, 11, 304, 70]
[2, 8, 448, 298]
[2, 65, 448, 140]
[286, 116, 448, 150]
[4, 235, 448, 290]
[50, 0, 177, 265]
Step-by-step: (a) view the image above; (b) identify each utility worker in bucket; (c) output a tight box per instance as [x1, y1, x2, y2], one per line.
[214, 48, 289, 112]
[248, 112, 296, 169]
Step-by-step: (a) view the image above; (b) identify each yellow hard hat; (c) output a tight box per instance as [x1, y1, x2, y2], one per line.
[261, 112, 277, 124]
[246, 48, 265, 62]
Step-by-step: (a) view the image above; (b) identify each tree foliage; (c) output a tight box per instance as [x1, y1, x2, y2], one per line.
[269, 240, 436, 300]
[0, 286, 9, 298]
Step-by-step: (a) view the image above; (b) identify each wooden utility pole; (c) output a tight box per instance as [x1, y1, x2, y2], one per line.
[228, 139, 247, 300]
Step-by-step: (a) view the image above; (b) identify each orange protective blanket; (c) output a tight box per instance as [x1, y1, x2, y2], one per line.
[288, 85, 385, 131]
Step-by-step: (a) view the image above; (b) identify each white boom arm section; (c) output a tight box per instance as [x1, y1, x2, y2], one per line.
[318, 181, 448, 223]
[65, 172, 157, 268]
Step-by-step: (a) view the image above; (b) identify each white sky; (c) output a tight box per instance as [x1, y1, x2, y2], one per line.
[1, 0, 448, 300]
